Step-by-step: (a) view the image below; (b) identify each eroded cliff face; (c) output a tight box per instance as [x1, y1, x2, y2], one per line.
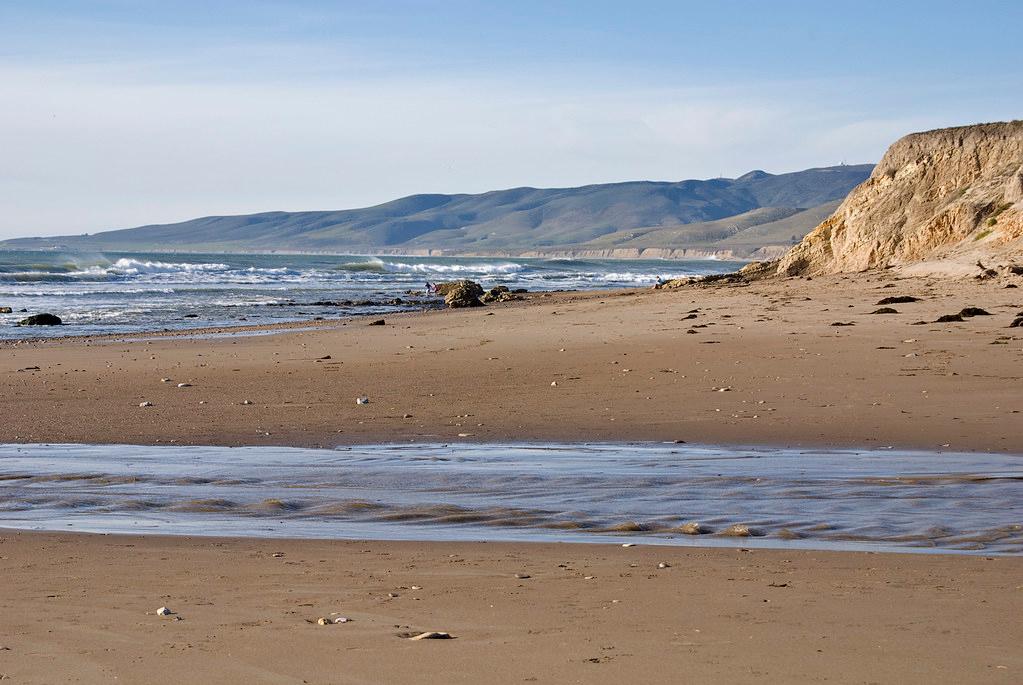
[777, 122, 1023, 275]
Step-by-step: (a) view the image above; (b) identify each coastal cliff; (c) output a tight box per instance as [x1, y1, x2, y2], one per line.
[776, 121, 1023, 276]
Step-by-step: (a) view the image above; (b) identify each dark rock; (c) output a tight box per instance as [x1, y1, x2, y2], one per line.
[876, 296, 920, 305]
[870, 307, 899, 314]
[681, 313, 698, 320]
[830, 321, 855, 326]
[0, 306, 12, 314]
[183, 313, 199, 318]
[1009, 317, 1023, 328]
[368, 319, 386, 326]
[959, 307, 991, 317]
[18, 313, 62, 326]
[935, 314, 964, 323]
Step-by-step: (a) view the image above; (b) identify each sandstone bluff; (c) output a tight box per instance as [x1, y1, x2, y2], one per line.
[776, 121, 1023, 276]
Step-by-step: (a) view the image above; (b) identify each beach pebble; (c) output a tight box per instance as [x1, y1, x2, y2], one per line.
[177, 383, 192, 388]
[156, 606, 173, 616]
[241, 399, 253, 405]
[333, 616, 351, 624]
[356, 396, 369, 405]
[550, 381, 558, 386]
[621, 543, 636, 547]
[514, 573, 531, 579]
[139, 401, 153, 407]
[160, 378, 172, 383]
[678, 522, 707, 535]
[316, 617, 331, 626]
[658, 562, 670, 569]
[408, 631, 453, 640]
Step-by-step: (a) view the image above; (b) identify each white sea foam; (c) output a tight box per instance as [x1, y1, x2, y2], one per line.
[69, 258, 232, 277]
[382, 261, 525, 275]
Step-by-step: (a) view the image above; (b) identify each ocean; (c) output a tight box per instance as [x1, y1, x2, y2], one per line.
[0, 250, 745, 339]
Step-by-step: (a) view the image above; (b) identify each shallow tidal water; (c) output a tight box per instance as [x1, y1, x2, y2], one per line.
[1, 442, 1021, 554]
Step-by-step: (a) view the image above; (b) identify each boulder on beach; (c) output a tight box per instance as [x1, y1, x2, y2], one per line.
[0, 306, 13, 314]
[481, 285, 509, 302]
[432, 281, 462, 296]
[440, 280, 485, 308]
[18, 313, 62, 326]
[482, 285, 523, 303]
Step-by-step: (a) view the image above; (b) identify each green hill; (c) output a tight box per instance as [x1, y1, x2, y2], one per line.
[2, 165, 872, 257]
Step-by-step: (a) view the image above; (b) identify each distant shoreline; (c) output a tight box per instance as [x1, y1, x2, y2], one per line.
[0, 244, 758, 262]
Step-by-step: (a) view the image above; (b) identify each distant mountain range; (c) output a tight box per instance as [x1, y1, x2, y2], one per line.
[1, 164, 873, 259]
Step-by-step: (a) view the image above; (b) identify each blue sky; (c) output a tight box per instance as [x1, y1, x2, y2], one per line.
[1, 1, 1021, 237]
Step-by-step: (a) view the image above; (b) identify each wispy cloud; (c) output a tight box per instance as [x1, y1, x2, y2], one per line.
[1, 1, 1022, 237]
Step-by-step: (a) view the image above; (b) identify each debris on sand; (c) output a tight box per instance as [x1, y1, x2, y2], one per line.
[368, 319, 386, 326]
[406, 631, 454, 640]
[876, 296, 920, 305]
[958, 307, 991, 317]
[356, 396, 369, 405]
[156, 607, 173, 616]
[139, 401, 153, 407]
[830, 321, 855, 326]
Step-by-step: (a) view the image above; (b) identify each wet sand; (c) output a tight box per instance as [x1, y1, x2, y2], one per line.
[1, 272, 1022, 451]
[2, 272, 1023, 683]
[1, 531, 1021, 684]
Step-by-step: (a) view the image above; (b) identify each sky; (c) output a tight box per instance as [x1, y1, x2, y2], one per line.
[1, 1, 1022, 239]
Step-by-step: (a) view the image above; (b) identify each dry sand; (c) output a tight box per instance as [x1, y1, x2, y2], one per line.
[2, 272, 1023, 683]
[1, 531, 1021, 684]
[2, 272, 1022, 451]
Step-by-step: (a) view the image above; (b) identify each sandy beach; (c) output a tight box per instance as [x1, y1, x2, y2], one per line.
[2, 272, 1021, 451]
[2, 273, 1023, 683]
[1, 531, 1020, 684]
